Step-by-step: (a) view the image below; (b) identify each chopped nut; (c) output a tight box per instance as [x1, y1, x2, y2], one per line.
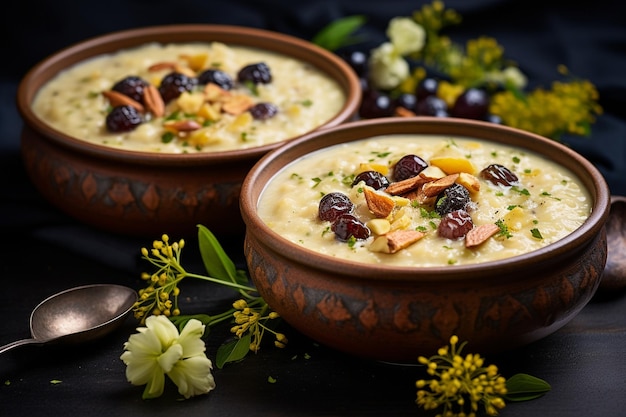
[418, 165, 447, 181]
[364, 187, 395, 218]
[370, 230, 426, 253]
[394, 106, 416, 117]
[385, 175, 428, 196]
[163, 119, 203, 133]
[367, 218, 392, 235]
[465, 223, 500, 247]
[148, 61, 179, 72]
[421, 174, 460, 197]
[204, 83, 231, 101]
[222, 95, 254, 115]
[143, 84, 165, 117]
[457, 172, 481, 194]
[102, 90, 144, 112]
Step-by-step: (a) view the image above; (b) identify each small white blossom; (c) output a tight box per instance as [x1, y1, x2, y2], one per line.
[368, 42, 409, 90]
[387, 17, 426, 56]
[501, 66, 528, 89]
[121, 315, 216, 399]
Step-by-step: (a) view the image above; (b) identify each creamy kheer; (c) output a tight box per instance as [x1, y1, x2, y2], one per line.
[32, 42, 346, 153]
[258, 135, 591, 266]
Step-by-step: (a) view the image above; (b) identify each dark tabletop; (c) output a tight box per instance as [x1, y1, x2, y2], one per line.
[1, 1, 626, 416]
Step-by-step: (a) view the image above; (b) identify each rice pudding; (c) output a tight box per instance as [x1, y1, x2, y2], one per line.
[258, 135, 591, 266]
[31, 41, 346, 153]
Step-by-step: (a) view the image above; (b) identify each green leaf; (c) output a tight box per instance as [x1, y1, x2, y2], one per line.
[197, 224, 240, 283]
[504, 373, 551, 401]
[216, 333, 251, 369]
[311, 15, 368, 51]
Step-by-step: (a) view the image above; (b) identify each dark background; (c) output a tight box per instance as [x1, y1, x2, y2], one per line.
[1, 1, 625, 416]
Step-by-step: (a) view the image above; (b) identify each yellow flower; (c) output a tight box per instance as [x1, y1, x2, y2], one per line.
[416, 335, 507, 416]
[387, 17, 426, 55]
[121, 315, 216, 399]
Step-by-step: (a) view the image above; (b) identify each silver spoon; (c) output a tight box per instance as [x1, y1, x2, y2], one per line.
[0, 284, 137, 354]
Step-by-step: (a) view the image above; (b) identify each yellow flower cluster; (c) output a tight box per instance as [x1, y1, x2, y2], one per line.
[416, 335, 507, 417]
[230, 299, 288, 352]
[134, 234, 185, 323]
[395, 1, 602, 141]
[490, 74, 602, 139]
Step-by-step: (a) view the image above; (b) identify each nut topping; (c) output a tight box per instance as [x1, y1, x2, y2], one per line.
[465, 223, 500, 247]
[370, 229, 426, 253]
[102, 90, 144, 112]
[142, 84, 165, 117]
[364, 187, 395, 218]
[421, 173, 460, 197]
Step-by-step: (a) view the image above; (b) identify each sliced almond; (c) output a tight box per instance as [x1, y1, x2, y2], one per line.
[143, 84, 165, 117]
[147, 61, 196, 77]
[385, 175, 428, 196]
[148, 61, 179, 72]
[457, 172, 481, 194]
[364, 187, 395, 218]
[163, 119, 202, 133]
[222, 95, 254, 115]
[405, 186, 437, 206]
[394, 106, 416, 117]
[370, 230, 426, 253]
[465, 223, 500, 248]
[421, 173, 460, 197]
[204, 83, 231, 101]
[102, 90, 144, 112]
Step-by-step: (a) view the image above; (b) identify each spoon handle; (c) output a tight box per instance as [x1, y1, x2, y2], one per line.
[0, 338, 44, 354]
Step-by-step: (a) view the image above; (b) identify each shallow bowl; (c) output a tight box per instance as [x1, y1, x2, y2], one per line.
[17, 24, 360, 237]
[240, 117, 610, 362]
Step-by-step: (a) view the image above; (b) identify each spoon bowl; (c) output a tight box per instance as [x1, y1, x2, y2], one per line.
[0, 284, 137, 354]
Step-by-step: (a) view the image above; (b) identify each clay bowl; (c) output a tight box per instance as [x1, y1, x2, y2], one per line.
[17, 24, 360, 237]
[240, 117, 611, 363]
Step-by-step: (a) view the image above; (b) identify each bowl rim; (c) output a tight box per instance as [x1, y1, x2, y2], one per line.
[241, 117, 611, 281]
[16, 24, 361, 167]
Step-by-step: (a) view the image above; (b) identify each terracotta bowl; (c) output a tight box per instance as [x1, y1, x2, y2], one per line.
[17, 24, 361, 237]
[240, 117, 611, 363]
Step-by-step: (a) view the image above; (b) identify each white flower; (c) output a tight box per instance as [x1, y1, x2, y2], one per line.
[368, 42, 409, 90]
[501, 66, 528, 90]
[387, 17, 426, 56]
[483, 67, 528, 90]
[121, 315, 216, 399]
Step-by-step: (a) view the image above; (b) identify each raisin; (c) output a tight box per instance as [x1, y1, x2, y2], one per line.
[318, 192, 354, 222]
[196, 69, 234, 90]
[249, 102, 278, 120]
[237, 62, 272, 84]
[158, 72, 197, 103]
[111, 76, 149, 102]
[351, 170, 390, 190]
[437, 209, 474, 239]
[435, 183, 471, 216]
[105, 105, 143, 132]
[480, 164, 519, 186]
[332, 214, 370, 241]
[393, 154, 428, 181]
[451, 88, 490, 120]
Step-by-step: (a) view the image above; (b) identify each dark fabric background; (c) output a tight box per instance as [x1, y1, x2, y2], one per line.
[0, 3, 625, 416]
[1, 0, 625, 188]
